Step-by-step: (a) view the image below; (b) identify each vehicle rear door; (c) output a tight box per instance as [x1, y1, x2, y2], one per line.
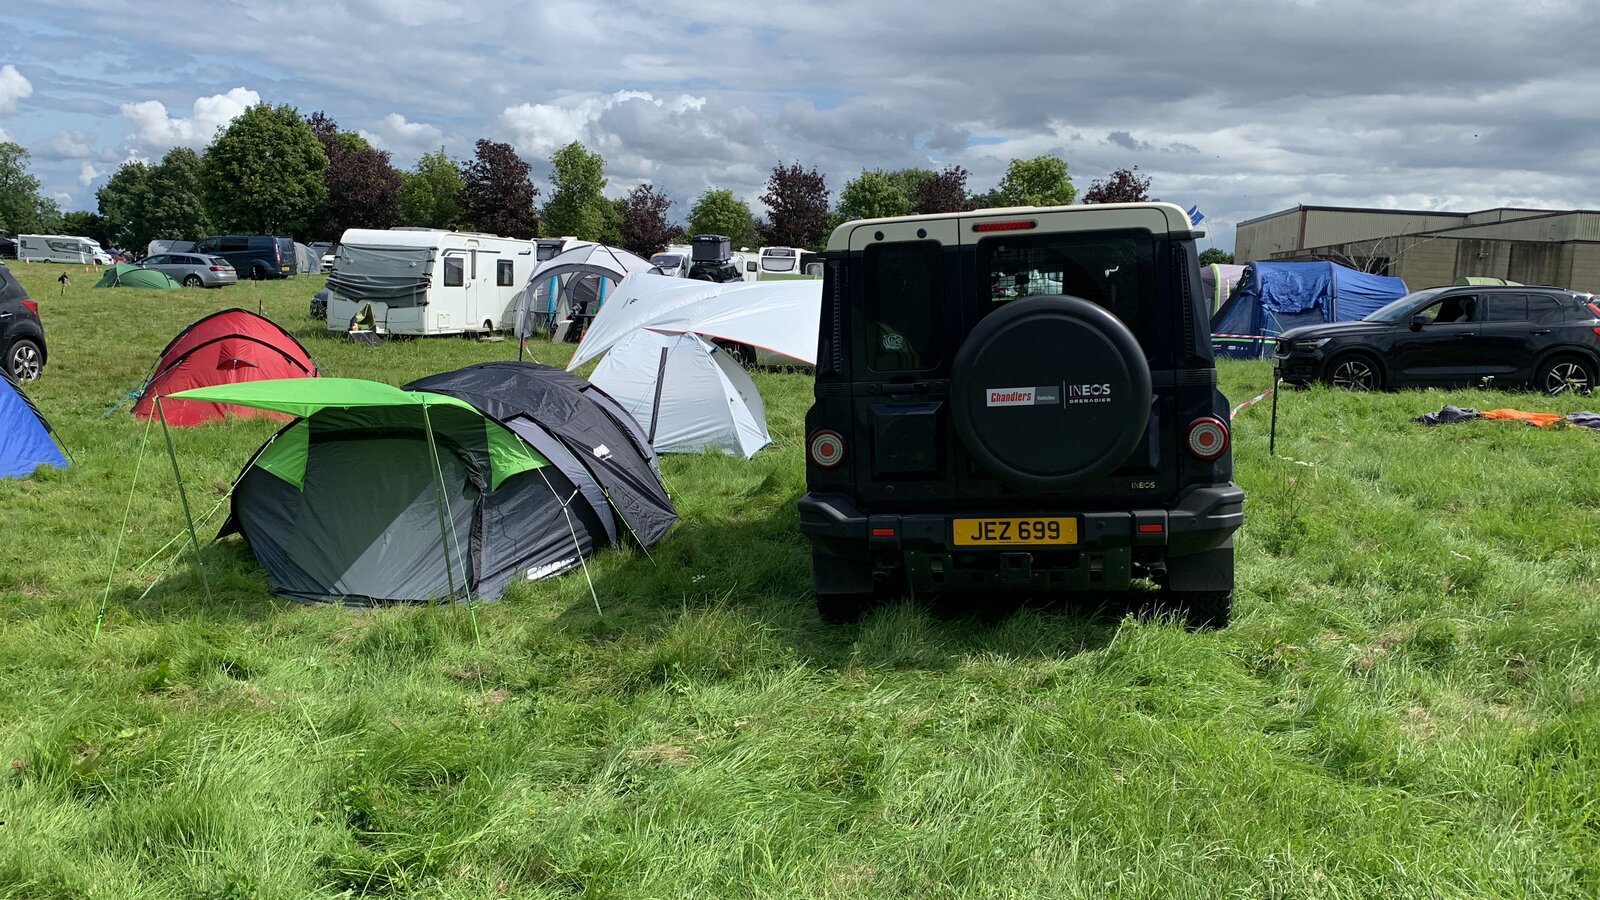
[1474, 293, 1535, 381]
[845, 218, 961, 510]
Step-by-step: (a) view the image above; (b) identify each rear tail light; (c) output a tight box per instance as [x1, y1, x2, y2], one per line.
[1586, 302, 1600, 318]
[20, 299, 38, 319]
[1185, 417, 1229, 460]
[808, 430, 845, 468]
[210, 266, 228, 272]
[972, 219, 1037, 233]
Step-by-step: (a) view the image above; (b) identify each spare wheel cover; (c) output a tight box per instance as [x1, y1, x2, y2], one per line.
[950, 295, 1152, 489]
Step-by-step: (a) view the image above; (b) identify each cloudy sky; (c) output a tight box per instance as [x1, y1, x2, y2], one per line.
[3, 0, 1598, 250]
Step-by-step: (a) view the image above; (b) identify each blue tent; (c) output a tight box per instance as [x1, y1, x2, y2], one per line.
[0, 374, 68, 479]
[1210, 261, 1409, 358]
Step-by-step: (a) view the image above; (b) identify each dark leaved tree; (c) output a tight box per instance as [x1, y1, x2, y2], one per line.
[307, 112, 401, 240]
[758, 161, 830, 249]
[912, 165, 974, 214]
[1081, 166, 1155, 204]
[617, 184, 678, 257]
[461, 139, 539, 239]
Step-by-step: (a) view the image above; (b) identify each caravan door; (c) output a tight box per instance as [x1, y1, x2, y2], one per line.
[434, 247, 473, 334]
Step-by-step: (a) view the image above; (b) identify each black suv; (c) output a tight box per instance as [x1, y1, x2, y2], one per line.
[1275, 285, 1600, 393]
[0, 261, 46, 381]
[799, 203, 1243, 626]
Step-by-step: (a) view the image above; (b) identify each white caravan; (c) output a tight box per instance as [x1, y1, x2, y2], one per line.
[756, 246, 822, 280]
[325, 228, 538, 336]
[18, 234, 113, 265]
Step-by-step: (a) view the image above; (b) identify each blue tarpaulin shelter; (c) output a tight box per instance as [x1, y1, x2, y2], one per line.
[0, 373, 68, 479]
[1210, 261, 1409, 358]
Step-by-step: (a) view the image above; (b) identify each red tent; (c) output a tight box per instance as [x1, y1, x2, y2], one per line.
[132, 309, 318, 426]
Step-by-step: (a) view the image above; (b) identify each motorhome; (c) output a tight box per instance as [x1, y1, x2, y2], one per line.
[756, 246, 822, 280]
[537, 237, 589, 262]
[325, 228, 538, 336]
[18, 234, 113, 265]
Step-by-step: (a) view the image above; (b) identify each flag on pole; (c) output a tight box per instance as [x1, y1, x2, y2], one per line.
[1186, 205, 1206, 226]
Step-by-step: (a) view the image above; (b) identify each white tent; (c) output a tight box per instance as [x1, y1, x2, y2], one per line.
[146, 239, 196, 258]
[589, 330, 771, 458]
[568, 276, 822, 371]
[513, 244, 656, 340]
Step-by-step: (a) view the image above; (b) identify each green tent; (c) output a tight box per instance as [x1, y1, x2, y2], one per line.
[160, 377, 625, 605]
[1453, 276, 1521, 286]
[95, 262, 180, 290]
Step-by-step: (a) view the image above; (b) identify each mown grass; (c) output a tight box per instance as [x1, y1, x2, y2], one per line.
[2, 259, 1599, 898]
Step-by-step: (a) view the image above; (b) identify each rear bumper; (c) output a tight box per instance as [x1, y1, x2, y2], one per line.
[798, 484, 1244, 591]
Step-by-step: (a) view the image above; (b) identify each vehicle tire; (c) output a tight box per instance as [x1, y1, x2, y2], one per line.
[1323, 352, 1381, 391]
[948, 295, 1152, 490]
[250, 265, 267, 281]
[1155, 589, 1233, 629]
[1537, 355, 1596, 396]
[812, 549, 881, 624]
[182, 274, 202, 288]
[6, 338, 43, 382]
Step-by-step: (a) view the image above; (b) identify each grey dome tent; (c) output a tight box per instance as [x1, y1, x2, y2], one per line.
[514, 244, 656, 341]
[169, 369, 673, 606]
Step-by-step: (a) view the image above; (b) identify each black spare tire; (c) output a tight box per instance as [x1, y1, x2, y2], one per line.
[950, 295, 1152, 490]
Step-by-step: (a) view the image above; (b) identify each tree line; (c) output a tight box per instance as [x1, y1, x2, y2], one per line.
[0, 100, 1173, 260]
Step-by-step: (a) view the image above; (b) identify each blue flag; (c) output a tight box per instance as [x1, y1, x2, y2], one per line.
[1187, 205, 1206, 226]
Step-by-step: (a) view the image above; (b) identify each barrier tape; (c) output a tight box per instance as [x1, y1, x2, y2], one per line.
[1230, 386, 1277, 421]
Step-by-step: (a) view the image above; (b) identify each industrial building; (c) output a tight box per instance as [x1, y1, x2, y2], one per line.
[1234, 206, 1600, 292]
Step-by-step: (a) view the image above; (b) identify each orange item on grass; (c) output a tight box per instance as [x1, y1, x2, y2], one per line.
[1481, 408, 1564, 428]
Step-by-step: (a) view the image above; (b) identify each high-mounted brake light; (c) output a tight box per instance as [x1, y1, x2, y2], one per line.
[972, 220, 1037, 233]
[808, 430, 845, 468]
[1186, 417, 1230, 461]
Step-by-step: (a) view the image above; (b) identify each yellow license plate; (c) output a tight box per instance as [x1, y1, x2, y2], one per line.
[953, 517, 1077, 546]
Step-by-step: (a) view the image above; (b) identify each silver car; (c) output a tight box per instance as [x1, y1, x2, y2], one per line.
[140, 253, 238, 288]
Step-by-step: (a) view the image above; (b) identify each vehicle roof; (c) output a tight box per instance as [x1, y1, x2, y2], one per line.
[338, 228, 536, 250]
[825, 202, 1197, 251]
[19, 234, 104, 243]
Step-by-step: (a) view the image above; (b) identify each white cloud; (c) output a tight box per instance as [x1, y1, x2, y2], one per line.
[120, 87, 260, 151]
[0, 64, 30, 116]
[47, 129, 99, 160]
[78, 161, 101, 186]
[358, 113, 445, 162]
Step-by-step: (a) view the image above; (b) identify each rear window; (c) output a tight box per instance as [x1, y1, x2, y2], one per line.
[1484, 294, 1527, 322]
[863, 241, 944, 371]
[976, 230, 1157, 351]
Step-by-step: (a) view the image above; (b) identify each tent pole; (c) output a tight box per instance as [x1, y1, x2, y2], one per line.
[156, 396, 214, 605]
[95, 413, 155, 640]
[1269, 373, 1282, 457]
[420, 401, 479, 645]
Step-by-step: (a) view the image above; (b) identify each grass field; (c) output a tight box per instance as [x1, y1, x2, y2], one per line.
[3, 259, 1600, 898]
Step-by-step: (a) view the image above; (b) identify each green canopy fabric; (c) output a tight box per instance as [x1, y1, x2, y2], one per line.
[95, 262, 180, 290]
[172, 378, 547, 489]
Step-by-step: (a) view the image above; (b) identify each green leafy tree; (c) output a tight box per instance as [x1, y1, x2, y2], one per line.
[885, 168, 935, 202]
[1199, 248, 1235, 266]
[97, 148, 212, 252]
[58, 210, 115, 247]
[686, 188, 756, 248]
[542, 141, 611, 241]
[200, 102, 327, 235]
[991, 154, 1076, 207]
[837, 170, 911, 222]
[398, 148, 465, 230]
[0, 142, 59, 235]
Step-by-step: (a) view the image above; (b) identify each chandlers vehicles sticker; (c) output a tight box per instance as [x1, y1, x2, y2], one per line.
[985, 383, 1113, 407]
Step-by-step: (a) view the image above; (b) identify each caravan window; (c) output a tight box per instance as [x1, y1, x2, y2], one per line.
[497, 259, 514, 286]
[444, 256, 465, 287]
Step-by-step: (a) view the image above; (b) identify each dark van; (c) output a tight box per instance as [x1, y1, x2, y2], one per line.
[192, 235, 295, 280]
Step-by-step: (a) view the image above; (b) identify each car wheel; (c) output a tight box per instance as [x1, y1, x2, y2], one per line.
[1154, 589, 1233, 629]
[1325, 353, 1381, 391]
[251, 265, 267, 281]
[182, 274, 203, 288]
[6, 338, 43, 382]
[1538, 356, 1595, 396]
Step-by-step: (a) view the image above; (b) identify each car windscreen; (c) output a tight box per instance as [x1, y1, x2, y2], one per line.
[975, 230, 1158, 353]
[650, 254, 683, 269]
[1364, 287, 1447, 323]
